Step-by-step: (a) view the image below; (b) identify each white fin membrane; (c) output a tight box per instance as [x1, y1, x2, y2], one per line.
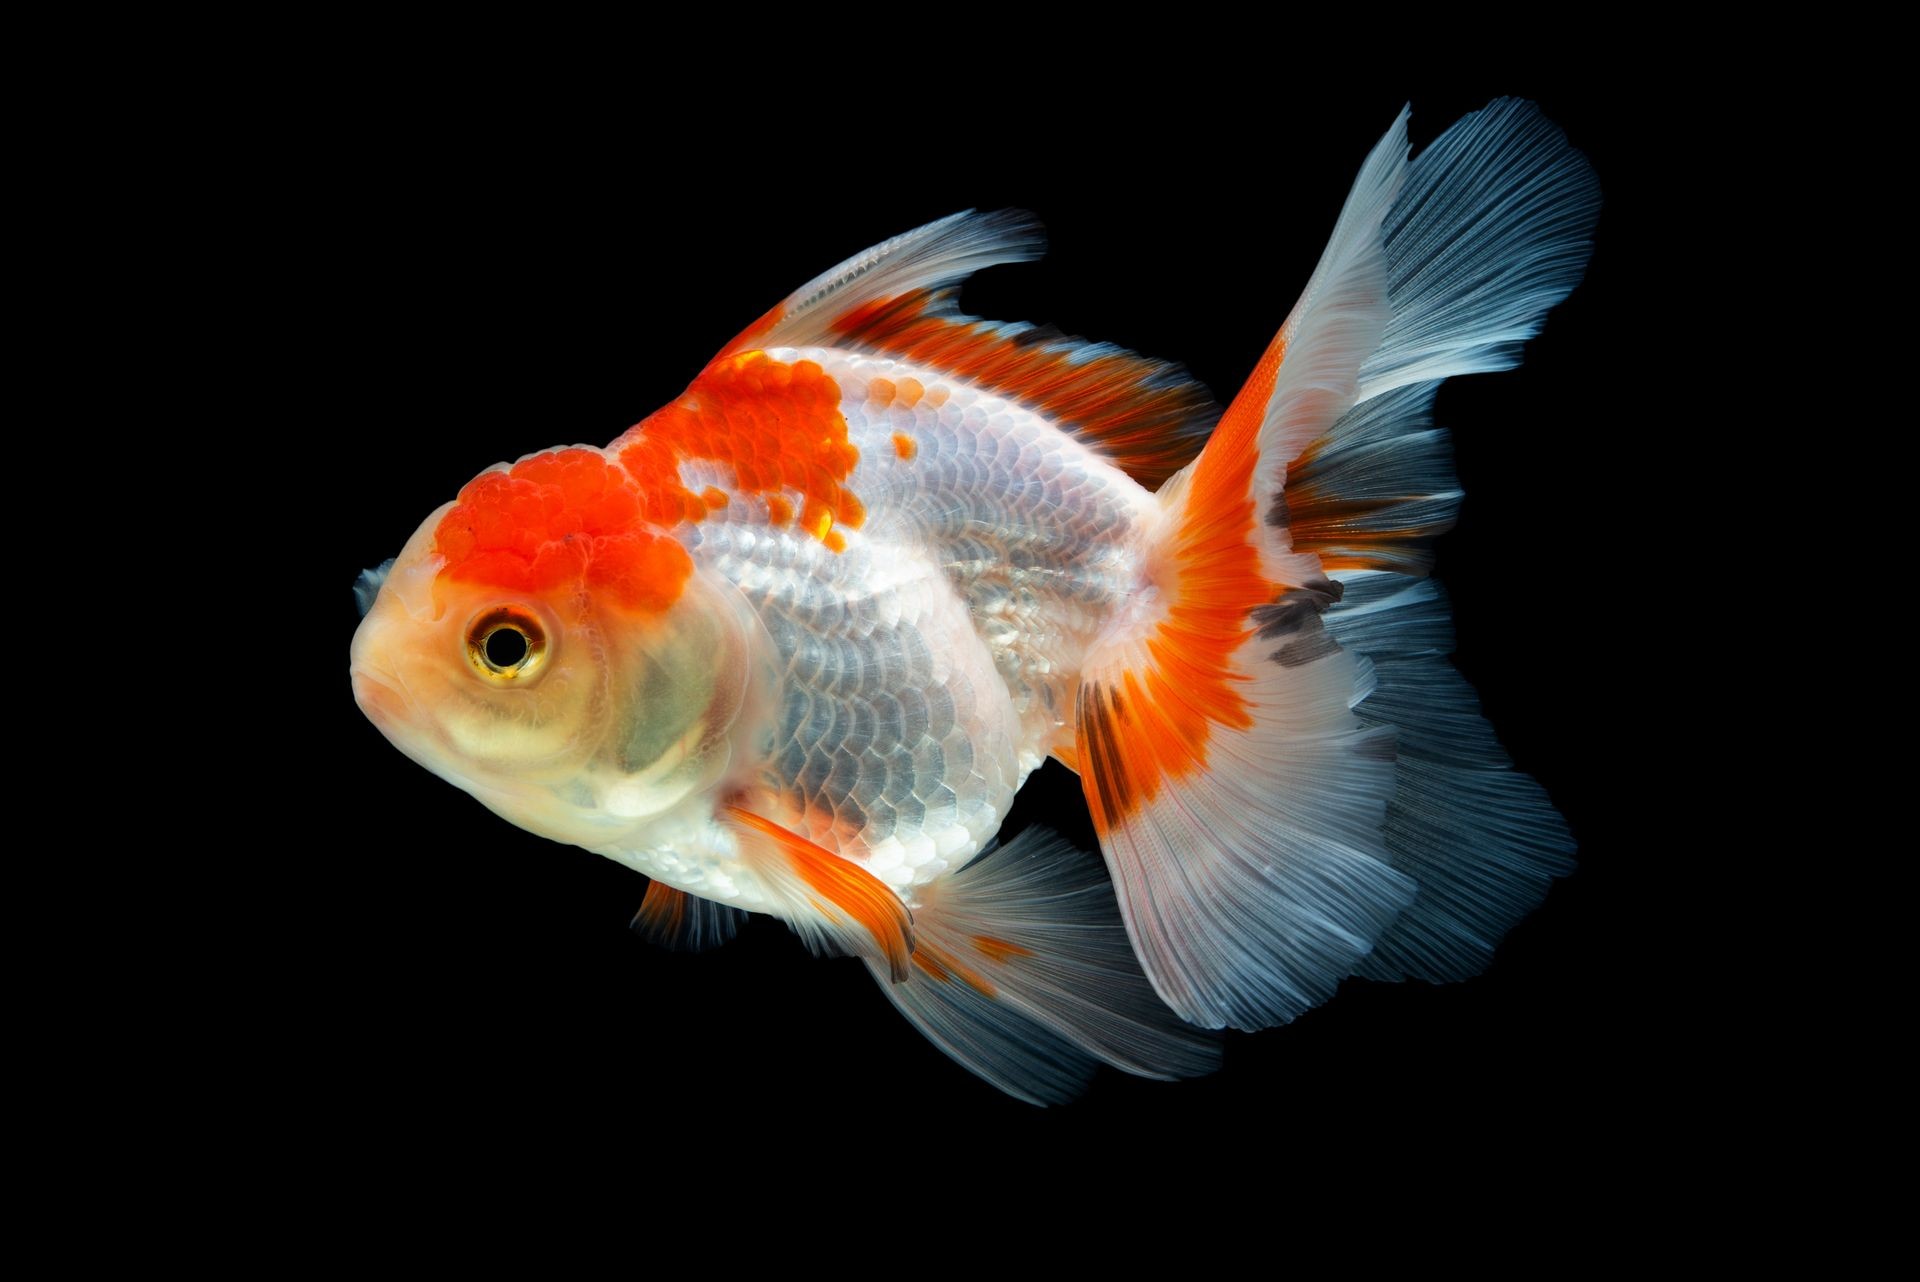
[740, 209, 1047, 353]
[1283, 99, 1597, 979]
[1328, 572, 1576, 981]
[1080, 99, 1597, 1031]
[866, 829, 1221, 1106]
[630, 883, 749, 953]
[1359, 98, 1602, 400]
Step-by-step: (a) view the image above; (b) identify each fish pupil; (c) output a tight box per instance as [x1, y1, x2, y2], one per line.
[485, 627, 529, 670]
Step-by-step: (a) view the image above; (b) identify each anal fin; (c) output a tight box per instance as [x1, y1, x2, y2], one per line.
[867, 829, 1221, 1106]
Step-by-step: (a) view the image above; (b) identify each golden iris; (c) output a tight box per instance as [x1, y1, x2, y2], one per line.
[465, 606, 547, 681]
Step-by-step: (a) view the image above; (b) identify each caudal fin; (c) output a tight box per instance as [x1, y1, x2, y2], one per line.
[1076, 100, 1596, 1029]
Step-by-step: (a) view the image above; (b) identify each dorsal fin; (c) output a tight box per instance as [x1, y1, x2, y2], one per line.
[720, 210, 1220, 488]
[718, 209, 1047, 356]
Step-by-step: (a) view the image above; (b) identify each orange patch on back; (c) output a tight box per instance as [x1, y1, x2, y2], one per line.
[829, 295, 1215, 487]
[727, 805, 912, 982]
[613, 351, 864, 549]
[433, 447, 693, 613]
[1078, 335, 1289, 835]
[433, 354, 862, 608]
[891, 432, 917, 460]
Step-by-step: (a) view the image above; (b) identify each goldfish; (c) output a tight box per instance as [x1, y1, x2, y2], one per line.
[351, 98, 1598, 1104]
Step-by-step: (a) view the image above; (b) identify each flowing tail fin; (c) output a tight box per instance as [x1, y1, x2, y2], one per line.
[1076, 100, 1598, 1029]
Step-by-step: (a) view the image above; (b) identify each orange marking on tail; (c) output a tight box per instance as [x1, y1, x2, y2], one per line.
[1278, 481, 1449, 571]
[726, 805, 912, 981]
[913, 940, 997, 996]
[1078, 335, 1289, 834]
[891, 432, 917, 460]
[432, 448, 693, 613]
[613, 351, 863, 549]
[972, 935, 1033, 964]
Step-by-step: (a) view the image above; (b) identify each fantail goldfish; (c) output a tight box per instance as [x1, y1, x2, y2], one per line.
[351, 99, 1598, 1103]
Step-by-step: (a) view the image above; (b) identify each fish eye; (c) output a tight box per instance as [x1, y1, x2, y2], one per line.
[465, 606, 548, 681]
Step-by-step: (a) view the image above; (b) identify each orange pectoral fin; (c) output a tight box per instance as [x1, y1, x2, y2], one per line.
[725, 805, 913, 982]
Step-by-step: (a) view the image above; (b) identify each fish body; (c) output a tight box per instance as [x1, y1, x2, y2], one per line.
[352, 100, 1599, 1103]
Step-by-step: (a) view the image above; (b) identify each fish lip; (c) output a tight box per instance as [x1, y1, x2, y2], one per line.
[351, 664, 414, 733]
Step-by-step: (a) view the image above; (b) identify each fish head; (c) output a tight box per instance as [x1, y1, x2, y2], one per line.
[351, 447, 765, 850]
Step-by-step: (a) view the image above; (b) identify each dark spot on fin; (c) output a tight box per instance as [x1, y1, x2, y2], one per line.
[1079, 682, 1132, 825]
[1273, 631, 1340, 668]
[1249, 578, 1344, 640]
[1011, 323, 1066, 348]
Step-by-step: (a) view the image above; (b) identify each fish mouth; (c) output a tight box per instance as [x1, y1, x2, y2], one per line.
[351, 665, 414, 733]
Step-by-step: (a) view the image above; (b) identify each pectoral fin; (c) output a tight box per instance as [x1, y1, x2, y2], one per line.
[725, 805, 913, 982]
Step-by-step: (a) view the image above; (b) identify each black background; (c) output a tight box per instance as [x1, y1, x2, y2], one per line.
[304, 83, 1659, 1162]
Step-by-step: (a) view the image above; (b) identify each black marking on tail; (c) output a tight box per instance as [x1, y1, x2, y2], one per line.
[1080, 683, 1131, 824]
[1250, 579, 1344, 640]
[1251, 579, 1347, 668]
[1273, 631, 1340, 668]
